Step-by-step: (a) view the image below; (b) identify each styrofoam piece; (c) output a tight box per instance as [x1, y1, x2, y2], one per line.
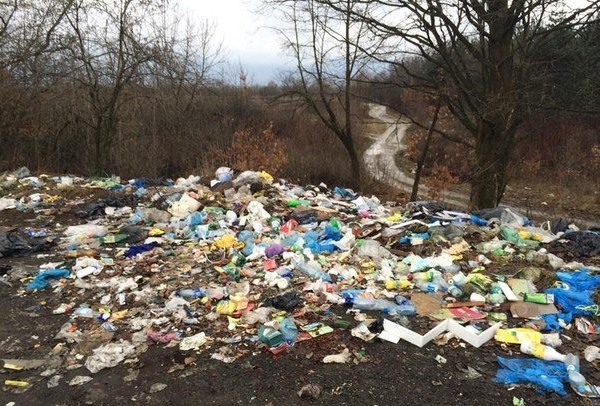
[497, 281, 518, 301]
[447, 320, 502, 348]
[378, 329, 401, 344]
[379, 318, 503, 348]
[388, 220, 429, 230]
[381, 318, 448, 348]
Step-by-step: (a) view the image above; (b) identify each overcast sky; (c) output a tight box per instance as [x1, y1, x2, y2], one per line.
[178, 0, 292, 84]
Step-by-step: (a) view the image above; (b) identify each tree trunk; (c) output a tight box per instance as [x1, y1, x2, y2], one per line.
[411, 99, 441, 201]
[470, 123, 511, 208]
[340, 135, 361, 186]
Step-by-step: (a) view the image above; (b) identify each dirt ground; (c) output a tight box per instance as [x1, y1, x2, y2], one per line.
[1, 272, 595, 406]
[1, 208, 598, 406]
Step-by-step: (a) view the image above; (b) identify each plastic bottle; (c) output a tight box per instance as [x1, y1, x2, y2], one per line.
[565, 354, 587, 395]
[352, 297, 415, 316]
[385, 279, 412, 290]
[432, 274, 449, 291]
[520, 340, 565, 362]
[176, 288, 205, 299]
[447, 285, 463, 298]
[409, 270, 434, 282]
[450, 271, 467, 287]
[279, 318, 299, 344]
[415, 281, 442, 293]
[486, 293, 506, 305]
[292, 258, 332, 282]
[495, 328, 562, 347]
[204, 287, 225, 300]
[395, 295, 417, 315]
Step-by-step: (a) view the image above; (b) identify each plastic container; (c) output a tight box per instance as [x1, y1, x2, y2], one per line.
[385, 279, 412, 290]
[447, 285, 463, 298]
[565, 354, 587, 395]
[352, 297, 415, 316]
[409, 270, 435, 282]
[176, 288, 205, 300]
[495, 328, 562, 347]
[520, 340, 565, 362]
[279, 318, 299, 344]
[258, 325, 284, 347]
[292, 258, 332, 282]
[524, 293, 554, 304]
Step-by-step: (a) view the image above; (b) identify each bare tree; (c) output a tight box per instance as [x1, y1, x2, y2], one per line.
[62, 0, 170, 173]
[316, 0, 600, 208]
[265, 0, 375, 185]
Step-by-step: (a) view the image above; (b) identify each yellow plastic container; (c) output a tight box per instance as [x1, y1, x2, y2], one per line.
[495, 328, 542, 344]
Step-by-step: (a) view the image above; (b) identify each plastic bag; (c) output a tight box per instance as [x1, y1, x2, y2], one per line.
[26, 268, 70, 291]
[545, 287, 594, 316]
[64, 224, 108, 238]
[495, 357, 568, 395]
[556, 271, 600, 291]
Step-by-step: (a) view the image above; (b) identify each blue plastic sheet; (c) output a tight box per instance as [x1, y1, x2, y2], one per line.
[125, 242, 160, 258]
[495, 357, 569, 396]
[26, 268, 70, 291]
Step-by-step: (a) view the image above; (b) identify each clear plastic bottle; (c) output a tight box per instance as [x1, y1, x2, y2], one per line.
[279, 318, 299, 344]
[176, 288, 205, 299]
[292, 258, 332, 282]
[450, 271, 467, 287]
[447, 285, 463, 298]
[415, 281, 441, 293]
[352, 297, 415, 316]
[565, 354, 587, 395]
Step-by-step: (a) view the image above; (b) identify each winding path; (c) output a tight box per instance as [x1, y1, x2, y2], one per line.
[363, 103, 469, 208]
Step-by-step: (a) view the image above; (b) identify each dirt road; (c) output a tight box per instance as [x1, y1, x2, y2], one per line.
[363, 104, 468, 208]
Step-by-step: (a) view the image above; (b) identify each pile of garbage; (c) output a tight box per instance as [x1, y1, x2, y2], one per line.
[1, 166, 600, 398]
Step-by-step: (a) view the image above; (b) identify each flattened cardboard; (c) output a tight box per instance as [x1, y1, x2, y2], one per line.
[411, 293, 443, 316]
[510, 302, 559, 318]
[449, 307, 487, 320]
[443, 301, 485, 308]
[507, 278, 531, 298]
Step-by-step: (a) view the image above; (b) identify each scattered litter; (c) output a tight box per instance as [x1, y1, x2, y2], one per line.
[0, 167, 598, 400]
[179, 333, 208, 351]
[323, 348, 351, 364]
[298, 383, 321, 399]
[149, 382, 168, 393]
[68, 375, 93, 386]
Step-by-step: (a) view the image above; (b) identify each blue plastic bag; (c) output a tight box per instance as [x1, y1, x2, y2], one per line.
[556, 271, 600, 291]
[540, 312, 573, 331]
[495, 357, 568, 396]
[26, 268, 70, 291]
[545, 287, 594, 316]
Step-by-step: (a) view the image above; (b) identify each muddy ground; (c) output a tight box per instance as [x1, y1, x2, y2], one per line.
[1, 190, 599, 406]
